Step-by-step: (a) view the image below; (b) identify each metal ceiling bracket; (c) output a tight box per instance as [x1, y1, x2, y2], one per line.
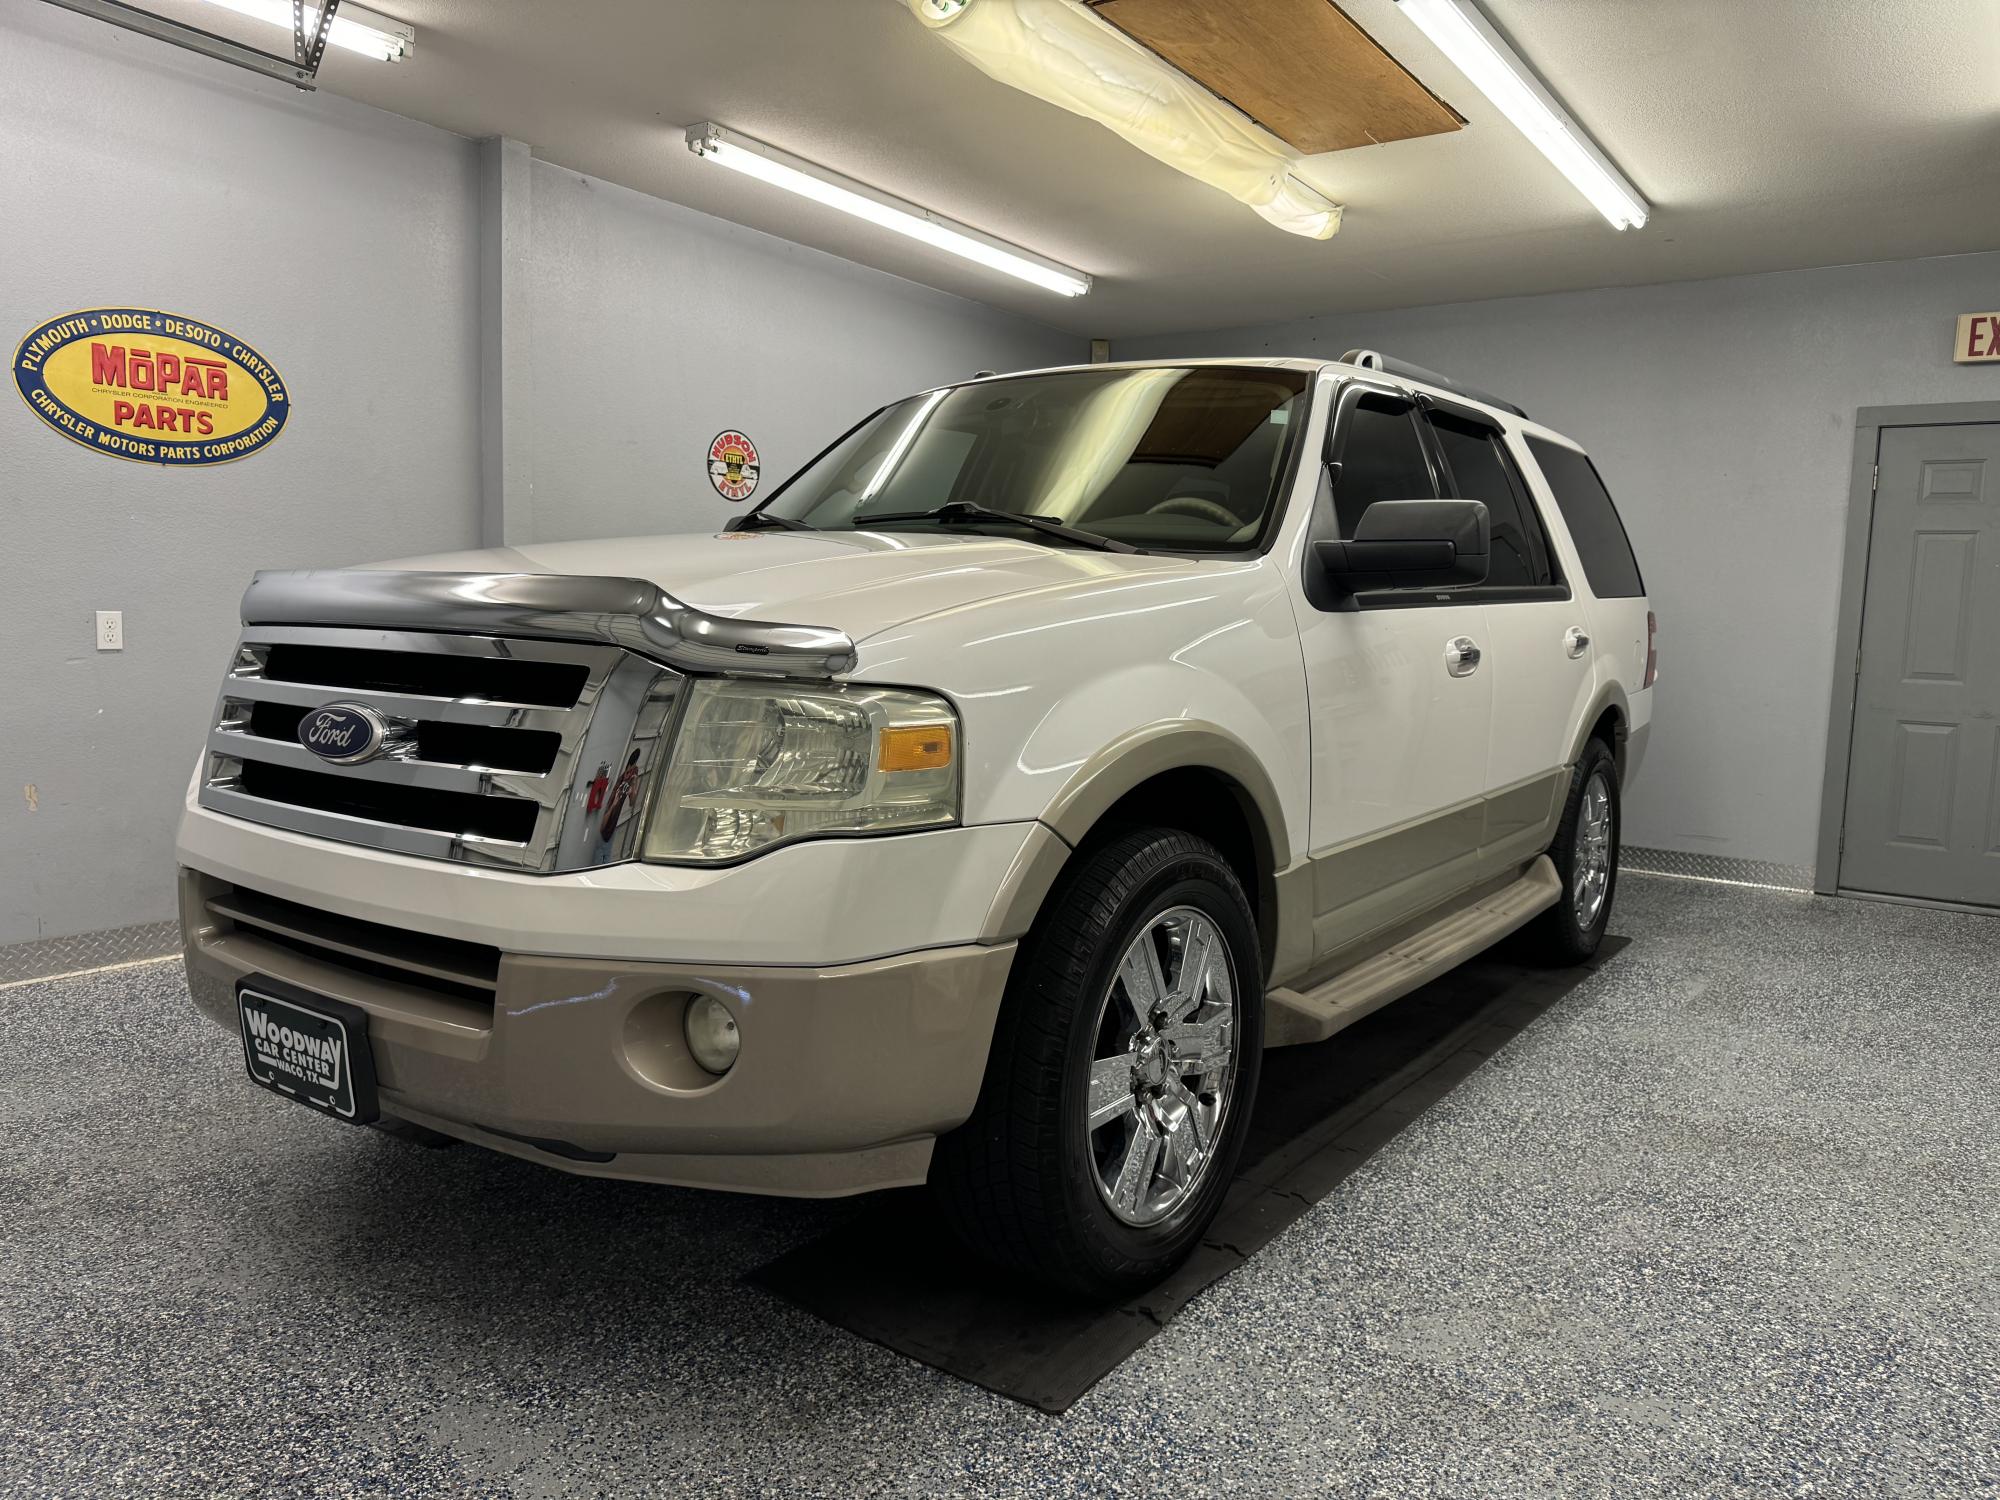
[40, 0, 323, 89]
[294, 0, 339, 77]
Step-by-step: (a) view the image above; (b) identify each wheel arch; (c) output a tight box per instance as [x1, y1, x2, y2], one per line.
[1569, 684, 1632, 785]
[981, 723, 1293, 978]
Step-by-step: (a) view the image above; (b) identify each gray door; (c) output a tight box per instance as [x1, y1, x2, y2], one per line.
[1840, 423, 2000, 907]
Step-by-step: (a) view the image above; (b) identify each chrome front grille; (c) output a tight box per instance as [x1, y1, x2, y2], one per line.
[198, 625, 683, 872]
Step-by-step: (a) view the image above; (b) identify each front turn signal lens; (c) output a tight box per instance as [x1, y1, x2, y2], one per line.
[878, 723, 953, 773]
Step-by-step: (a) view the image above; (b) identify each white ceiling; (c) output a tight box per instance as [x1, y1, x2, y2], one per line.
[143, 0, 2000, 337]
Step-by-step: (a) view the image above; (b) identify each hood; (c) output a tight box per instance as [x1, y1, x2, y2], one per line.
[374, 529, 1184, 644]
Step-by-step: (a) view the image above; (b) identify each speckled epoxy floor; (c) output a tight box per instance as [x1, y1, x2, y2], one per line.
[1, 875, 1995, 1498]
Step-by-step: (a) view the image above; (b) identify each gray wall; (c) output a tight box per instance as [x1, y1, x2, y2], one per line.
[0, 0, 482, 947]
[1124, 253, 2000, 871]
[0, 1, 1083, 948]
[525, 163, 1081, 541]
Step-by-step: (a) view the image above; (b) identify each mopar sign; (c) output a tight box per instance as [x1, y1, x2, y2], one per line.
[12, 307, 289, 465]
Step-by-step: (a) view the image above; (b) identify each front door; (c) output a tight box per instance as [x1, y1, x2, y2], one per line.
[1839, 422, 2000, 908]
[1294, 382, 1494, 958]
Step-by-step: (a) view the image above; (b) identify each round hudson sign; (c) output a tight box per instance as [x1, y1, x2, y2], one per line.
[13, 307, 290, 465]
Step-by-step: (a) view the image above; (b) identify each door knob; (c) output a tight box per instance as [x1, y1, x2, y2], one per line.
[1445, 636, 1481, 677]
[1564, 626, 1590, 659]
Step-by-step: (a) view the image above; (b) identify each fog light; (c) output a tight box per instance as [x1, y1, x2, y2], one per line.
[684, 995, 740, 1075]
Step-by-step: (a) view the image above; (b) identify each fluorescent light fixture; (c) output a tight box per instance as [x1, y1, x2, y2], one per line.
[685, 122, 1090, 297]
[197, 0, 413, 61]
[1392, 0, 1647, 229]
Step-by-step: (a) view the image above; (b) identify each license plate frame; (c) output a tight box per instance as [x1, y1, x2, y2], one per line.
[237, 979, 379, 1125]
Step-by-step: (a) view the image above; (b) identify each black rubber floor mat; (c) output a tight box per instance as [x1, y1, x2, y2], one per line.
[747, 936, 1631, 1413]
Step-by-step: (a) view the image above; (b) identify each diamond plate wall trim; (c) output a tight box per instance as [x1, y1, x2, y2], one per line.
[0, 921, 180, 987]
[1622, 846, 1816, 892]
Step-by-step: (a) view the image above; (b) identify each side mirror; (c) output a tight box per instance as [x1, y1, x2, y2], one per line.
[1314, 499, 1490, 595]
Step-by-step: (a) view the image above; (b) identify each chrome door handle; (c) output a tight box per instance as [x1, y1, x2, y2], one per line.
[1445, 636, 1481, 677]
[1564, 626, 1590, 659]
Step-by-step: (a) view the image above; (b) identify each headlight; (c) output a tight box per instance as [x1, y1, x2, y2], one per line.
[641, 679, 958, 863]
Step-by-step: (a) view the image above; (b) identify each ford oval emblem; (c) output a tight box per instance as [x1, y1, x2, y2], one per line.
[298, 703, 388, 765]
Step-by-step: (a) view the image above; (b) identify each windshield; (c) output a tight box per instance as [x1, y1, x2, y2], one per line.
[755, 366, 1309, 552]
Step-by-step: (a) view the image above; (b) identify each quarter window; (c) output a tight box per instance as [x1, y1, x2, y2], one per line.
[1525, 437, 1645, 598]
[1427, 411, 1555, 589]
[1331, 392, 1436, 536]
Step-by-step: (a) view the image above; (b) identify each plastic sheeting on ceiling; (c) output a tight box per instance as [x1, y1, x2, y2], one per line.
[908, 0, 1343, 240]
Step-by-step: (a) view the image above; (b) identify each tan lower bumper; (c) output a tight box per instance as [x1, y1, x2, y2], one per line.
[180, 871, 1014, 1197]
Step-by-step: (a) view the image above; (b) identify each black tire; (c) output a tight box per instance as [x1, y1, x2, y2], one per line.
[1525, 737, 1620, 964]
[930, 828, 1264, 1299]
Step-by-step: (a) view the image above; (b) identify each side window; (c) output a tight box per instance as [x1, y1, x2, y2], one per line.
[1426, 411, 1554, 589]
[1524, 437, 1646, 598]
[1331, 392, 1436, 536]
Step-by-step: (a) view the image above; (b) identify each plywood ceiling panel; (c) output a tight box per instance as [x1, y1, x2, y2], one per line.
[1090, 0, 1464, 153]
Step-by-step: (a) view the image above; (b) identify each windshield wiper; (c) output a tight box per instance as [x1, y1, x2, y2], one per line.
[855, 499, 1137, 554]
[730, 509, 815, 532]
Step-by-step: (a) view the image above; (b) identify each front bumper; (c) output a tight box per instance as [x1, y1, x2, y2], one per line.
[176, 788, 1057, 966]
[180, 870, 1015, 1196]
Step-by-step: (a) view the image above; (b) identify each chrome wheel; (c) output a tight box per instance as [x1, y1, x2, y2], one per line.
[1085, 906, 1239, 1228]
[1572, 769, 1614, 929]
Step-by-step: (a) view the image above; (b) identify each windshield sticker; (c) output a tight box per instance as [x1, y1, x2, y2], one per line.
[708, 429, 760, 501]
[13, 308, 289, 466]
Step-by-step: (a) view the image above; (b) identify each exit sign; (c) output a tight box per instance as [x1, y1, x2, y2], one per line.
[1955, 312, 2000, 363]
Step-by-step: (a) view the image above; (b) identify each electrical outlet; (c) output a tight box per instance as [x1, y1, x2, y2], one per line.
[96, 610, 123, 651]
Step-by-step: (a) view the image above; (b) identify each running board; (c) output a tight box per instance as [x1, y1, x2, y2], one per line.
[1265, 856, 1563, 1048]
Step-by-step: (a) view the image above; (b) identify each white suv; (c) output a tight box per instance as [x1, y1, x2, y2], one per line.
[177, 354, 1654, 1295]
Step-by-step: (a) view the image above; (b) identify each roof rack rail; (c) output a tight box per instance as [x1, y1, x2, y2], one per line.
[1339, 349, 1526, 419]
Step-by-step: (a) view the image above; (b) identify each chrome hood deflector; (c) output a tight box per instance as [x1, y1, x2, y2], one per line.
[240, 569, 858, 678]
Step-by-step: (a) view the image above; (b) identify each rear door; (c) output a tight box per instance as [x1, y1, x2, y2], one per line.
[1419, 406, 1589, 862]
